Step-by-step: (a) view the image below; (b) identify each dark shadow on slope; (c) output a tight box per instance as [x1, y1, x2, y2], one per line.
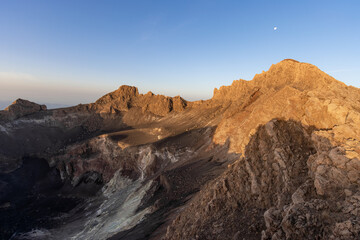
[0, 110, 133, 173]
[0, 157, 104, 239]
[157, 119, 360, 240]
[108, 127, 240, 240]
[109, 134, 128, 141]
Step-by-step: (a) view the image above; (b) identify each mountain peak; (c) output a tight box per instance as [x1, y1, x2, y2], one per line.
[213, 59, 345, 101]
[253, 59, 343, 90]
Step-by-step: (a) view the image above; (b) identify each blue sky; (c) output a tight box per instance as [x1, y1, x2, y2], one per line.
[0, 0, 359, 108]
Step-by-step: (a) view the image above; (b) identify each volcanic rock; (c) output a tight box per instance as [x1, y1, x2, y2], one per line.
[0, 98, 47, 121]
[212, 59, 360, 160]
[93, 85, 189, 116]
[1, 59, 360, 240]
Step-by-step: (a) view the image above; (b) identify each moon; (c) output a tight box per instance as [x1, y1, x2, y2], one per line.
[274, 26, 277, 31]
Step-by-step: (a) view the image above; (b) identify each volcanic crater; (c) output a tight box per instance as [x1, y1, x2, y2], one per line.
[0, 59, 359, 240]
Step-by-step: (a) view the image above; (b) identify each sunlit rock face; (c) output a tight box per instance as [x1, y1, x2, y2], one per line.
[93, 85, 189, 116]
[212, 59, 360, 159]
[0, 59, 359, 240]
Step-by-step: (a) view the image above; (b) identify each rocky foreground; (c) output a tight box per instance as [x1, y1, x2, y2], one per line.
[0, 59, 359, 239]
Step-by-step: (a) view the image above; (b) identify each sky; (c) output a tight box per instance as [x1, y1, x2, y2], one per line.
[0, 0, 359, 109]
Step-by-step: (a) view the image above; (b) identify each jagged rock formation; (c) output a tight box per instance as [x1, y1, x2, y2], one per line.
[164, 119, 360, 240]
[0, 59, 359, 240]
[93, 85, 189, 116]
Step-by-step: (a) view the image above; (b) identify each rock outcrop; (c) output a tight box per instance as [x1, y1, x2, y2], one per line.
[0, 98, 47, 121]
[164, 119, 360, 240]
[93, 85, 189, 116]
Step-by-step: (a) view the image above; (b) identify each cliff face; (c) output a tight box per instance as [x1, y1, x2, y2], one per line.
[0, 59, 359, 240]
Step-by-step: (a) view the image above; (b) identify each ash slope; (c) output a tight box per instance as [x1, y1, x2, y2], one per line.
[0, 59, 359, 240]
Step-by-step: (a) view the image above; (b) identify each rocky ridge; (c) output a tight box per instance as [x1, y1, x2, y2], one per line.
[212, 59, 360, 159]
[163, 60, 360, 239]
[0, 59, 359, 239]
[92, 85, 189, 116]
